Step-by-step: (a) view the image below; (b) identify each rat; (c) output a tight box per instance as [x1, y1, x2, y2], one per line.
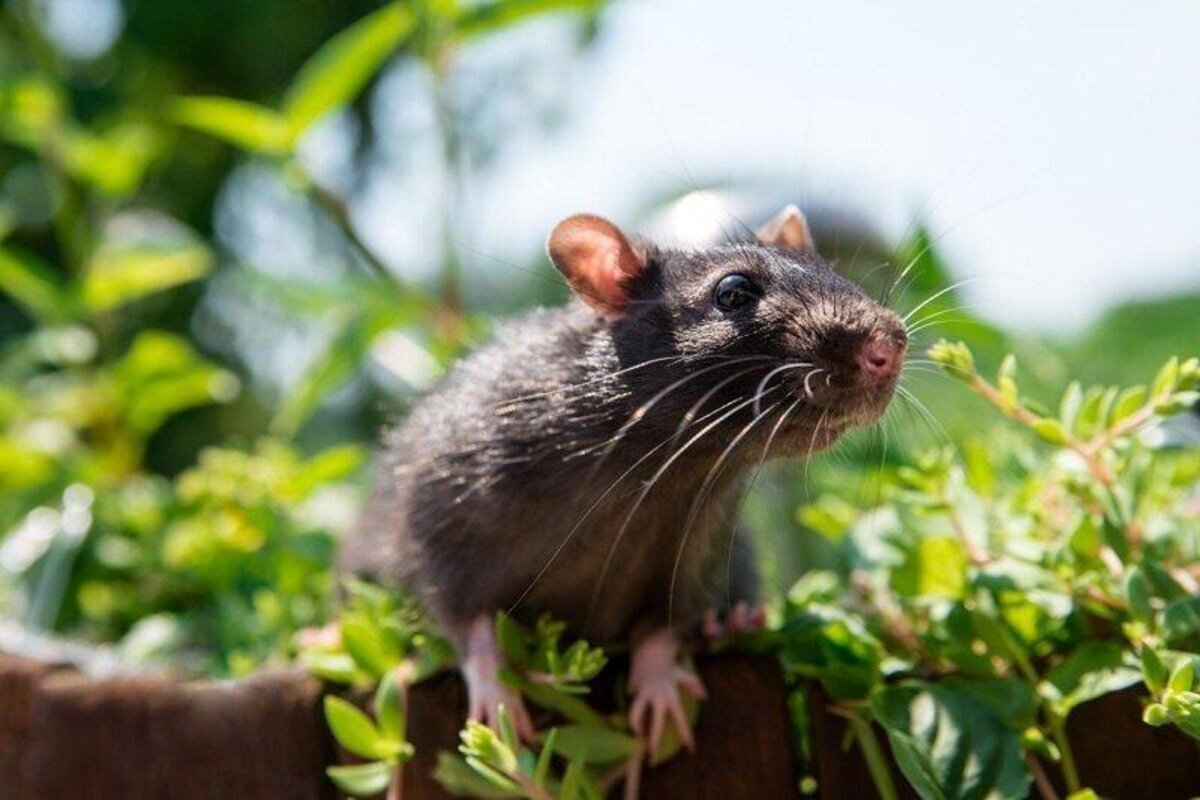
[338, 205, 907, 751]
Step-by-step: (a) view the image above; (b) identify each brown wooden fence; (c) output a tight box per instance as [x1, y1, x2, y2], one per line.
[0, 652, 796, 800]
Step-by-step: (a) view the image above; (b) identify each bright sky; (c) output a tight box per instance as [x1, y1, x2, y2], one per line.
[466, 0, 1200, 333]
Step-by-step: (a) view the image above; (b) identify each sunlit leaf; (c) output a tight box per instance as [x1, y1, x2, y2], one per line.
[170, 96, 292, 155]
[283, 3, 416, 136]
[434, 752, 523, 799]
[453, 0, 604, 42]
[871, 680, 1031, 800]
[1040, 642, 1141, 717]
[892, 536, 968, 599]
[81, 240, 212, 313]
[325, 696, 390, 759]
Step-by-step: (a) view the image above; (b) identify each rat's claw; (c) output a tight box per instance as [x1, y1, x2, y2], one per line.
[466, 673, 535, 742]
[628, 629, 706, 753]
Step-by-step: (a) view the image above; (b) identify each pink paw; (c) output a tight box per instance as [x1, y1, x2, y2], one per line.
[465, 667, 535, 742]
[701, 602, 766, 641]
[628, 630, 707, 752]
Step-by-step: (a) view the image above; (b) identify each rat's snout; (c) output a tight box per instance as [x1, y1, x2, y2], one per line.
[856, 330, 907, 381]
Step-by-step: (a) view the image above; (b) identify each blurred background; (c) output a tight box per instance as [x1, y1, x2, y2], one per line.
[0, 0, 1195, 675]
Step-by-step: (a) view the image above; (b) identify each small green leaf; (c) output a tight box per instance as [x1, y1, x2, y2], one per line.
[1110, 385, 1147, 424]
[1142, 648, 1168, 694]
[548, 724, 641, 764]
[1032, 418, 1068, 445]
[434, 752, 523, 798]
[892, 536, 968, 599]
[0, 245, 73, 321]
[1168, 659, 1195, 694]
[1151, 356, 1180, 398]
[1041, 642, 1141, 717]
[170, 96, 292, 154]
[342, 618, 395, 678]
[81, 240, 212, 313]
[1143, 703, 1170, 726]
[324, 696, 388, 759]
[301, 651, 360, 684]
[533, 728, 557, 787]
[374, 672, 406, 739]
[283, 3, 416, 136]
[326, 761, 393, 796]
[460, 719, 519, 775]
[1163, 597, 1200, 646]
[1058, 381, 1083, 429]
[453, 0, 603, 42]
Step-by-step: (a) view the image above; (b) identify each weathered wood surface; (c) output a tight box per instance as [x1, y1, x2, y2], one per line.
[808, 684, 1200, 800]
[0, 652, 797, 800]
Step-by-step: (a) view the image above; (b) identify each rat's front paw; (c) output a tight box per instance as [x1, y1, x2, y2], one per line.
[628, 629, 707, 752]
[701, 601, 767, 640]
[465, 667, 535, 742]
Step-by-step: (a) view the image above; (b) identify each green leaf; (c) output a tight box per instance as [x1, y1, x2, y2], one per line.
[283, 3, 416, 136]
[516, 677, 609, 728]
[81, 240, 212, 313]
[170, 96, 292, 154]
[1168, 658, 1195, 694]
[547, 724, 641, 764]
[326, 761, 393, 796]
[1163, 596, 1200, 645]
[0, 245, 72, 321]
[870, 680, 1031, 800]
[1110, 385, 1147, 424]
[1141, 648, 1168, 694]
[454, 0, 603, 42]
[342, 618, 395, 678]
[533, 728, 557, 787]
[434, 752, 523, 798]
[460, 719, 519, 775]
[1058, 381, 1083, 430]
[892, 536, 968, 599]
[324, 696, 389, 759]
[374, 672, 407, 740]
[1031, 418, 1068, 445]
[1040, 642, 1141, 717]
[1151, 356, 1180, 398]
[301, 650, 361, 684]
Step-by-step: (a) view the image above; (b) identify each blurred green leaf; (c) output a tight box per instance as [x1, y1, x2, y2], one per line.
[374, 672, 407, 740]
[170, 96, 292, 155]
[82, 241, 212, 313]
[1164, 597, 1200, 646]
[434, 751, 523, 799]
[892, 536, 968, 599]
[325, 696, 389, 759]
[454, 0, 604, 42]
[283, 3, 417, 136]
[326, 761, 393, 796]
[1041, 642, 1141, 717]
[547, 724, 640, 764]
[0, 245, 73, 321]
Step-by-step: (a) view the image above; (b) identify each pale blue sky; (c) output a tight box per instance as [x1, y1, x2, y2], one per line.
[454, 0, 1200, 332]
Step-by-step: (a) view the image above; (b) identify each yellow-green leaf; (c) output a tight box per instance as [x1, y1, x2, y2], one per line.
[0, 245, 72, 321]
[283, 3, 416, 136]
[82, 242, 212, 313]
[170, 96, 292, 155]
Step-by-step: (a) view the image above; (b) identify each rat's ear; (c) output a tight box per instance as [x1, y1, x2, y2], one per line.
[547, 214, 647, 318]
[755, 204, 814, 251]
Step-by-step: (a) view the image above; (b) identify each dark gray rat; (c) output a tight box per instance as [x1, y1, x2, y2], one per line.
[339, 206, 907, 749]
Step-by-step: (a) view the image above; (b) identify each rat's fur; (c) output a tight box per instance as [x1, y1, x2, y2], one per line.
[340, 237, 905, 647]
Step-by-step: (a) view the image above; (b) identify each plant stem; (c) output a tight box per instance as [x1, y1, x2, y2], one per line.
[295, 164, 398, 286]
[1046, 713, 1081, 794]
[847, 713, 899, 800]
[1026, 754, 1060, 800]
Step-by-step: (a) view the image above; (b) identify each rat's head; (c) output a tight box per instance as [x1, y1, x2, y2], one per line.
[547, 206, 907, 454]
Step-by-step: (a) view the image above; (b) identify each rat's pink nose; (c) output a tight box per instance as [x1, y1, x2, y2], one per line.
[857, 335, 905, 380]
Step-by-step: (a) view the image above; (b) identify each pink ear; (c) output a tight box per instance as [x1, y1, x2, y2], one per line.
[755, 204, 814, 251]
[547, 214, 647, 318]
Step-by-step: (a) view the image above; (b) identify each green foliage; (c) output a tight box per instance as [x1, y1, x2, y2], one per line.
[782, 344, 1200, 800]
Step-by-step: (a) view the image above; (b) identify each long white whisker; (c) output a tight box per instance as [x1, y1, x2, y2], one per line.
[901, 279, 976, 325]
[753, 363, 811, 416]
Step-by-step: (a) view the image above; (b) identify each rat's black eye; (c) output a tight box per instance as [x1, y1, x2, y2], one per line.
[713, 274, 760, 312]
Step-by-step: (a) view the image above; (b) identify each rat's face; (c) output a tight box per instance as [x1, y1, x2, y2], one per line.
[547, 207, 907, 456]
